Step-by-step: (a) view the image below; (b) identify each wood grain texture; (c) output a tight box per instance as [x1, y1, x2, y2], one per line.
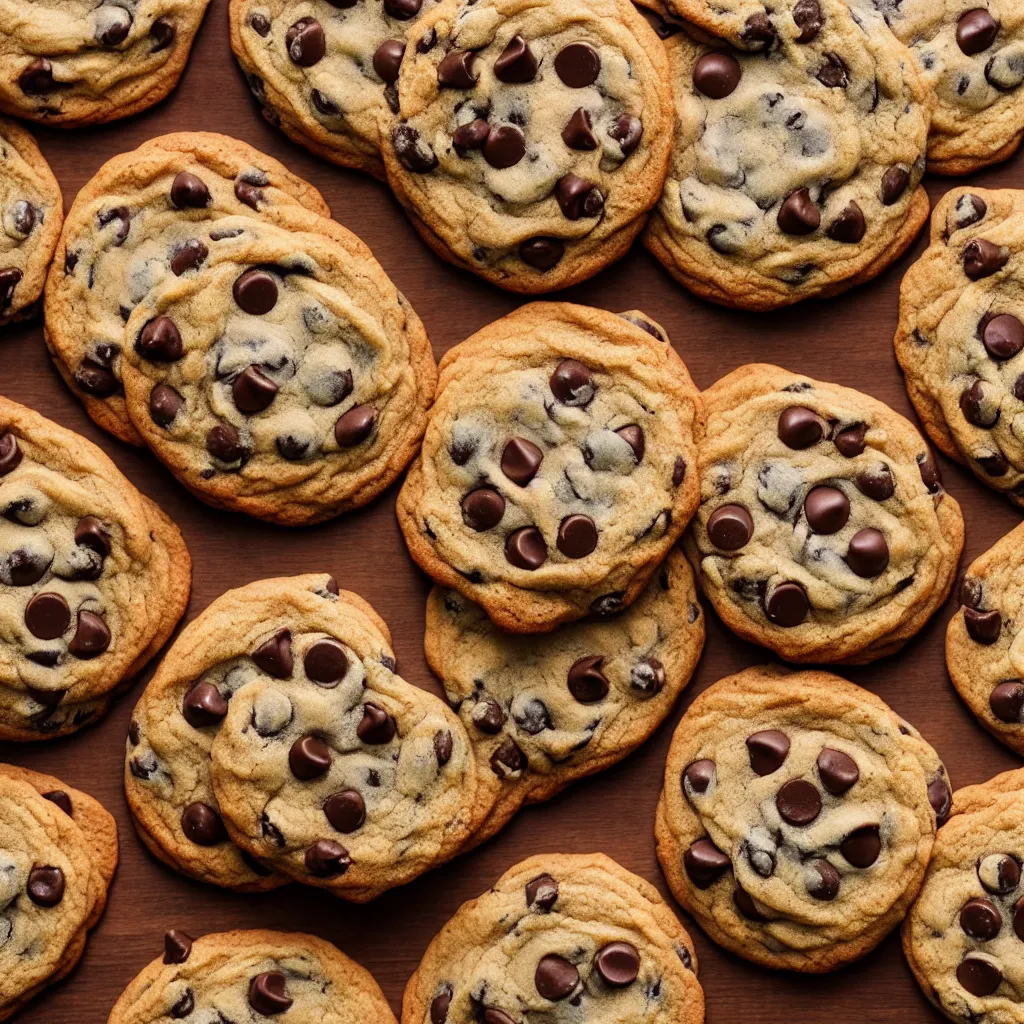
[1, 3, 1021, 1020]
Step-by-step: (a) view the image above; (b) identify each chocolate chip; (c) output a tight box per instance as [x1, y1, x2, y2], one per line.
[42, 790, 72, 816]
[880, 167, 910, 206]
[27, 865, 64, 906]
[0, 434, 21, 477]
[300, 639, 347, 687]
[171, 238, 208, 276]
[959, 896, 1002, 942]
[5, 547, 51, 586]
[535, 955, 579, 1001]
[555, 43, 600, 87]
[776, 779, 821, 825]
[808, 860, 840, 900]
[305, 839, 350, 876]
[693, 52, 741, 98]
[19, 59, 55, 95]
[150, 15, 176, 50]
[288, 735, 332, 780]
[840, 824, 881, 868]
[392, 124, 437, 172]
[0, 267, 21, 309]
[957, 957, 1002, 997]
[453, 119, 490, 154]
[434, 729, 453, 766]
[557, 515, 597, 558]
[817, 748, 859, 794]
[233, 365, 278, 414]
[778, 188, 820, 235]
[833, 423, 867, 456]
[472, 699, 506, 734]
[746, 730, 790, 775]
[764, 581, 808, 627]
[494, 36, 537, 82]
[562, 108, 597, 150]
[846, 527, 889, 578]
[816, 53, 848, 88]
[483, 1010, 516, 1024]
[964, 606, 1001, 643]
[75, 361, 118, 397]
[733, 885, 766, 921]
[609, 114, 643, 156]
[384, 0, 421, 17]
[163, 929, 193, 964]
[684, 837, 731, 888]
[97, 6, 132, 44]
[181, 802, 227, 846]
[490, 739, 526, 777]
[826, 201, 866, 244]
[249, 972, 293, 1015]
[520, 237, 564, 270]
[249, 11, 270, 35]
[437, 49, 477, 88]
[170, 171, 211, 209]
[550, 358, 594, 405]
[615, 424, 645, 464]
[182, 681, 228, 728]
[567, 655, 608, 703]
[555, 174, 604, 220]
[990, 681, 1024, 722]
[964, 239, 1008, 280]
[430, 990, 452, 1024]
[374, 39, 405, 83]
[501, 437, 542, 485]
[856, 464, 894, 500]
[357, 702, 396, 743]
[462, 487, 505, 531]
[707, 503, 753, 549]
[960, 379, 998, 427]
[792, 0, 823, 42]
[287, 17, 325, 65]
[67, 608, 109, 658]
[526, 873, 558, 910]
[252, 628, 293, 678]
[928, 778, 952, 825]
[309, 369, 353, 408]
[630, 657, 665, 697]
[335, 404, 376, 447]
[804, 486, 849, 533]
[953, 193, 988, 229]
[150, 384, 184, 427]
[484, 125, 526, 169]
[594, 942, 639, 987]
[324, 789, 366, 832]
[778, 405, 825, 448]
[11, 201, 35, 236]
[957, 9, 999, 55]
[742, 12, 775, 47]
[136, 316, 183, 361]
[98, 205, 130, 244]
[25, 592, 69, 640]
[233, 268, 278, 314]
[979, 853, 1021, 894]
[982, 313, 1024, 359]
[683, 759, 716, 796]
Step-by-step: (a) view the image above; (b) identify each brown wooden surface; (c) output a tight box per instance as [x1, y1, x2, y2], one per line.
[2, 3, 1022, 1020]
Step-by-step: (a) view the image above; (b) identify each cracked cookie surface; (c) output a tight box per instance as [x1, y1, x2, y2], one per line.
[684, 363, 963, 664]
[656, 665, 950, 972]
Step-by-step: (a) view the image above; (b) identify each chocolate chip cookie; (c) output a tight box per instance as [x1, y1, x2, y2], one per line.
[873, 1, 1024, 175]
[0, 0, 212, 127]
[946, 521, 1024, 757]
[108, 928, 397, 1023]
[896, 187, 1024, 505]
[0, 395, 191, 741]
[684, 363, 964, 664]
[427, 548, 704, 849]
[902, 768, 1024, 1023]
[230, 0, 439, 178]
[382, 0, 673, 292]
[127, 575, 479, 900]
[0, 764, 117, 1021]
[402, 853, 705, 1024]
[656, 665, 951, 972]
[118, 214, 436, 525]
[44, 131, 330, 446]
[0, 118, 62, 326]
[643, 0, 931, 311]
[397, 304, 703, 633]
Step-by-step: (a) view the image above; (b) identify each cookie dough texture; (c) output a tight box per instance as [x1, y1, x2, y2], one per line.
[0, 395, 191, 741]
[0, 764, 117, 1022]
[108, 928, 396, 1024]
[0, 0, 212, 126]
[0, 118, 61, 326]
[656, 666, 950, 972]
[685, 364, 964, 664]
[45, 132, 330, 446]
[398, 303, 703, 633]
[875, 0, 1024, 175]
[383, 0, 673, 292]
[644, 0, 931, 311]
[903, 769, 1024, 1023]
[403, 853, 705, 1024]
[427, 548, 704, 847]
[896, 187, 1024, 506]
[946, 520, 1024, 756]
[126, 575, 479, 900]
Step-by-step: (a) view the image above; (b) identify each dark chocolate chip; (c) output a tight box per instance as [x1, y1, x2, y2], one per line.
[472, 699, 506, 734]
[804, 486, 849, 534]
[964, 606, 1001, 644]
[430, 990, 452, 1024]
[982, 314, 1024, 359]
[494, 36, 537, 83]
[150, 15, 176, 50]
[764, 581, 809, 627]
[880, 166, 910, 205]
[249, 971, 293, 1015]
[816, 53, 848, 88]
[990, 681, 1024, 722]
[170, 238, 208, 276]
[778, 405, 825, 448]
[150, 384, 184, 427]
[957, 9, 999, 55]
[490, 739, 526, 777]
[163, 929, 193, 964]
[25, 592, 70, 640]
[557, 515, 597, 558]
[324, 789, 366, 832]
[562, 107, 597, 150]
[252, 628, 293, 678]
[707, 503, 753, 549]
[19, 59, 56, 95]
[233, 365, 278, 414]
[567, 654, 608, 703]
[594, 942, 640, 987]
[555, 174, 604, 220]
[609, 114, 643, 156]
[535, 955, 580, 1001]
[182, 681, 228, 728]
[526, 874, 559, 910]
[793, 0, 823, 42]
[684, 838, 730, 888]
[374, 39, 406, 83]
[287, 17, 326, 65]
[170, 171, 211, 209]
[434, 729, 453, 766]
[505, 526, 546, 569]
[808, 859, 840, 900]
[462, 488, 505, 531]
[630, 657, 665, 696]
[42, 790, 72, 816]
[453, 118, 490, 154]
[437, 49, 477, 88]
[305, 839, 350, 876]
[520, 237, 564, 270]
[856, 464, 895, 500]
[840, 824, 881, 868]
[683, 759, 716, 796]
[136, 316, 183, 361]
[484, 125, 526, 169]
[692, 52, 741, 98]
[501, 437, 543, 485]
[817, 748, 859, 794]
[27, 865, 64, 906]
[233, 268, 278, 315]
[181, 802, 227, 846]
[392, 124, 437, 172]
[555, 43, 600, 87]
[357, 702, 396, 743]
[964, 239, 1008, 280]
[826, 201, 866, 243]
[550, 358, 594, 405]
[290, 735, 332, 780]
[335, 404, 376, 447]
[746, 730, 789, 775]
[928, 778, 952, 825]
[776, 779, 821, 825]
[846, 528, 889, 578]
[956, 957, 1002, 997]
[778, 189, 820, 235]
[834, 422, 867, 456]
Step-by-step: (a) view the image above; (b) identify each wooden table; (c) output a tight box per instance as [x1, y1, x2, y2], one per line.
[4, 3, 1022, 1020]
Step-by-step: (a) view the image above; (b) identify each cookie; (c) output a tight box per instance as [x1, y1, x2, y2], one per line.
[402, 853, 705, 1024]
[0, 395, 191, 741]
[382, 0, 673, 292]
[108, 928, 397, 1023]
[397, 303, 703, 633]
[0, 764, 117, 1021]
[44, 132, 330, 446]
[643, 0, 931, 311]
[126, 575, 479, 900]
[902, 768, 1024, 1023]
[426, 548, 704, 848]
[656, 665, 951, 972]
[896, 187, 1024, 505]
[118, 213, 436, 525]
[946, 520, 1024, 757]
[873, 1, 1024, 175]
[230, 0, 440, 178]
[684, 363, 964, 664]
[0, 118, 62, 326]
[0, 0, 212, 127]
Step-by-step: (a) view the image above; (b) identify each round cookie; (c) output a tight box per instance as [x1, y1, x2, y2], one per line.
[0, 395, 191, 742]
[397, 303, 703, 633]
[382, 0, 673, 292]
[44, 132, 330, 446]
[874, 0, 1024, 175]
[902, 768, 1024, 1023]
[946, 520, 1024, 756]
[0, 765, 117, 1022]
[0, 118, 62, 326]
[656, 665, 951, 972]
[0, 0, 212, 127]
[108, 928, 397, 1024]
[426, 548, 704, 848]
[402, 853, 705, 1024]
[684, 363, 964, 664]
[119, 215, 436, 525]
[230, 0, 440, 178]
[643, 0, 931, 311]
[896, 187, 1024, 505]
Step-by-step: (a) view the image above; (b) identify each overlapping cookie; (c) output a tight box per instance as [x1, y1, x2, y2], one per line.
[397, 303, 703, 633]
[126, 575, 479, 900]
[0, 0, 212, 126]
[0, 118, 62, 326]
[873, 0, 1024, 175]
[108, 928, 397, 1023]
[0, 764, 117, 1021]
[946, 520, 1024, 757]
[684, 364, 964, 664]
[403, 853, 705, 1024]
[896, 187, 1024, 505]
[656, 666, 951, 972]
[644, 0, 931, 311]
[383, 0, 674, 292]
[427, 548, 704, 848]
[903, 768, 1024, 1023]
[0, 395, 191, 741]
